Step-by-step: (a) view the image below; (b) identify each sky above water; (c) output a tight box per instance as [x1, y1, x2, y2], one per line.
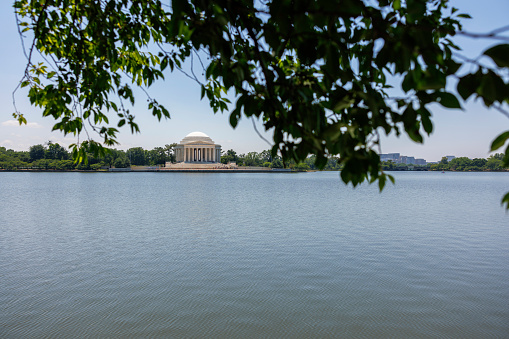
[1, 0, 508, 162]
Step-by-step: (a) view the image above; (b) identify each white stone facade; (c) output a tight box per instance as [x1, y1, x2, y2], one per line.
[173, 131, 221, 163]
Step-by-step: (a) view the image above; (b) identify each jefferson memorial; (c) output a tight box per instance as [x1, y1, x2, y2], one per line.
[173, 131, 222, 164]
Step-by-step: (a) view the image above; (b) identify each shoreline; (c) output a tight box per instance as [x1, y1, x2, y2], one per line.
[0, 168, 295, 173]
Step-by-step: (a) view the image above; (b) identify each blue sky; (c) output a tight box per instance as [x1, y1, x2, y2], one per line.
[1, 0, 508, 162]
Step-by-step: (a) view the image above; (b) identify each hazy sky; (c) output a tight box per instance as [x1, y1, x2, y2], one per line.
[1, 0, 508, 162]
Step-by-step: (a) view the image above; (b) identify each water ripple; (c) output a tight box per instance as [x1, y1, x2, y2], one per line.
[1, 172, 508, 338]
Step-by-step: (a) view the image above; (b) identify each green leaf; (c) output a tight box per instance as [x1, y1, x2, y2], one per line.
[479, 71, 507, 105]
[229, 108, 241, 128]
[437, 92, 462, 109]
[490, 131, 509, 151]
[387, 174, 395, 184]
[419, 107, 433, 134]
[12, 113, 27, 125]
[457, 74, 479, 100]
[378, 173, 386, 191]
[484, 44, 509, 68]
[501, 192, 509, 210]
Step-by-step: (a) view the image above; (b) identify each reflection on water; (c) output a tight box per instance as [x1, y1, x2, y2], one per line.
[1, 171, 508, 338]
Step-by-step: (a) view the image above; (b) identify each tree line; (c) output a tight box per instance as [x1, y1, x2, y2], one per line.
[0, 142, 176, 170]
[429, 155, 507, 172]
[1, 142, 506, 172]
[0, 143, 337, 171]
[221, 150, 342, 170]
[381, 154, 508, 172]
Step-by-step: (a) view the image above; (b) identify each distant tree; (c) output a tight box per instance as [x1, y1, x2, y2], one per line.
[89, 163, 103, 170]
[114, 156, 130, 168]
[448, 157, 472, 171]
[236, 154, 245, 166]
[243, 152, 262, 166]
[29, 144, 45, 162]
[259, 150, 272, 164]
[55, 160, 75, 170]
[33, 159, 51, 170]
[492, 153, 505, 161]
[164, 143, 177, 163]
[101, 149, 125, 167]
[471, 158, 487, 170]
[486, 156, 504, 171]
[326, 157, 342, 170]
[221, 149, 238, 164]
[148, 147, 168, 165]
[126, 147, 146, 166]
[395, 163, 409, 171]
[381, 161, 395, 171]
[271, 158, 283, 169]
[294, 163, 310, 171]
[0, 158, 29, 170]
[45, 142, 69, 160]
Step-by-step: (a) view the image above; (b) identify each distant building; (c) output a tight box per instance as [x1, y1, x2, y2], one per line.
[171, 131, 222, 164]
[380, 153, 427, 165]
[380, 153, 400, 163]
[445, 155, 456, 162]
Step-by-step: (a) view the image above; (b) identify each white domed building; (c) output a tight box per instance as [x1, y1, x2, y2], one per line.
[173, 132, 222, 164]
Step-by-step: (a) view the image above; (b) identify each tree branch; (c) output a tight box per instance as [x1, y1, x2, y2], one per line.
[458, 25, 509, 41]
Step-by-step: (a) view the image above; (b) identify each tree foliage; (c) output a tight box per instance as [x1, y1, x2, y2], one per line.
[425, 154, 507, 172]
[12, 0, 509, 206]
[0, 144, 178, 170]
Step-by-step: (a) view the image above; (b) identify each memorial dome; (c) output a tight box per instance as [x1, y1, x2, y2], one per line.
[180, 131, 214, 144]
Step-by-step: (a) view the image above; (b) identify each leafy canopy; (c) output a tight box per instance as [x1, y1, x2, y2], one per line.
[12, 0, 509, 206]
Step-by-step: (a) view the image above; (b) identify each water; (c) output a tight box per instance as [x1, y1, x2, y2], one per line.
[1, 171, 508, 338]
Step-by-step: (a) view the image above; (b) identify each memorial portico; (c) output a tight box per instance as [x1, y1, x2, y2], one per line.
[174, 131, 222, 163]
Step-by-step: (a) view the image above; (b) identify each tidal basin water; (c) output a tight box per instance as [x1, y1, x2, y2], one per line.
[1, 171, 508, 338]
